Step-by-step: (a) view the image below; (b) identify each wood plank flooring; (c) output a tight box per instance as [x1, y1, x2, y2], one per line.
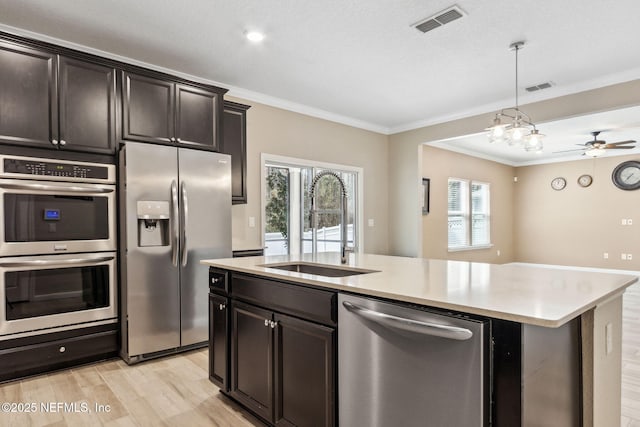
[0, 348, 260, 427]
[2, 281, 640, 426]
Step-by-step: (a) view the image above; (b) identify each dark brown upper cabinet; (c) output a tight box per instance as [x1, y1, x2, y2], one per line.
[221, 101, 250, 204]
[122, 71, 223, 151]
[0, 40, 116, 154]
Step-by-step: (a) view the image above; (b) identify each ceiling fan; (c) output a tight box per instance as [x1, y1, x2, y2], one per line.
[554, 131, 636, 156]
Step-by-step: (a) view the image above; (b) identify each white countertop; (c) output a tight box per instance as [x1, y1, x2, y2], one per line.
[201, 252, 638, 327]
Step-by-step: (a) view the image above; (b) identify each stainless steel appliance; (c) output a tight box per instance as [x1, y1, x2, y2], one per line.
[0, 154, 117, 339]
[0, 154, 116, 256]
[339, 294, 489, 427]
[119, 142, 231, 363]
[0, 252, 117, 337]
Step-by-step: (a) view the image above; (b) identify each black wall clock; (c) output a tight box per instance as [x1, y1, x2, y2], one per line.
[612, 160, 640, 190]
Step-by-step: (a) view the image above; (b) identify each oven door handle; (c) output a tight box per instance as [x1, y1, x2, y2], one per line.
[180, 181, 188, 267]
[0, 255, 115, 268]
[0, 182, 114, 194]
[171, 180, 179, 267]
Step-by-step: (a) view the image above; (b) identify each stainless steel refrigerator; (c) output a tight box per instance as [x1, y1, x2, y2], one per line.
[119, 142, 231, 363]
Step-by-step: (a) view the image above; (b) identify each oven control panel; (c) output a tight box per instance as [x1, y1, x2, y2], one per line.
[1, 156, 114, 183]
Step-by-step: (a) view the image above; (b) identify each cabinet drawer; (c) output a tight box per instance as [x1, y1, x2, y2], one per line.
[232, 273, 336, 326]
[209, 268, 229, 294]
[0, 330, 117, 382]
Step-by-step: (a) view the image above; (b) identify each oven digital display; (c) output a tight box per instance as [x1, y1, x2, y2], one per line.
[44, 209, 61, 221]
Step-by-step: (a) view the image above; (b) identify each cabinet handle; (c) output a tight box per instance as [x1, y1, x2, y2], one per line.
[51, 139, 59, 145]
[59, 346, 66, 353]
[211, 277, 220, 284]
[177, 137, 182, 143]
[170, 137, 176, 143]
[60, 139, 66, 146]
[270, 320, 278, 329]
[218, 303, 226, 310]
[264, 319, 269, 327]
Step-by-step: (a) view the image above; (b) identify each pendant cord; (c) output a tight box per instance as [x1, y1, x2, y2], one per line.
[514, 44, 519, 111]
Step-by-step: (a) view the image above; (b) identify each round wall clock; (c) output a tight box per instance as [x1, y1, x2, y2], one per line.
[612, 160, 640, 190]
[551, 177, 566, 191]
[578, 174, 593, 188]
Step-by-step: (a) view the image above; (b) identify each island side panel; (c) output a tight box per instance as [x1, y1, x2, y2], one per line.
[589, 294, 623, 427]
[522, 320, 581, 426]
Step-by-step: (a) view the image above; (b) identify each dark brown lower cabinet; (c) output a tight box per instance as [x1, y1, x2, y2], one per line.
[230, 301, 274, 421]
[229, 301, 335, 427]
[209, 293, 229, 390]
[274, 313, 334, 427]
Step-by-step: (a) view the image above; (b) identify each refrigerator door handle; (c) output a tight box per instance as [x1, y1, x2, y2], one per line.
[180, 182, 188, 267]
[171, 180, 179, 267]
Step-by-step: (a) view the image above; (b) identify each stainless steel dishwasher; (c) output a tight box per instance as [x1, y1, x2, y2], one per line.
[339, 294, 489, 427]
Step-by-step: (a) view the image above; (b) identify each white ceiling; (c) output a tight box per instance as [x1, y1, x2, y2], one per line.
[1, 0, 640, 163]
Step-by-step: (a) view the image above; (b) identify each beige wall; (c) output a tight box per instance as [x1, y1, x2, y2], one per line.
[227, 96, 390, 255]
[390, 79, 640, 257]
[421, 146, 640, 270]
[421, 146, 515, 263]
[514, 154, 640, 270]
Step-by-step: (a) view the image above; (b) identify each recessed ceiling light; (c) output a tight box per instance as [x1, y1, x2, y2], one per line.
[246, 31, 265, 42]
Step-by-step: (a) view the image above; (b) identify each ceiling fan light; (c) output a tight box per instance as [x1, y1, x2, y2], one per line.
[585, 148, 606, 157]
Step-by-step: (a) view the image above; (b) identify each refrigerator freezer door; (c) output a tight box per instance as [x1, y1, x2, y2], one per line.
[123, 142, 180, 356]
[178, 148, 232, 346]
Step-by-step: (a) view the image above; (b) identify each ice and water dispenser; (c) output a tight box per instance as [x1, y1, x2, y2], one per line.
[137, 201, 170, 247]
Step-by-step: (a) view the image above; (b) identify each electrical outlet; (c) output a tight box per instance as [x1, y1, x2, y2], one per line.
[497, 249, 501, 257]
[603, 252, 609, 259]
[248, 217, 256, 228]
[622, 253, 628, 260]
[629, 219, 634, 226]
[629, 254, 633, 261]
[622, 219, 628, 226]
[368, 219, 375, 227]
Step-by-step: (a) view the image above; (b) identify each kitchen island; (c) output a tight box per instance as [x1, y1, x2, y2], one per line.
[202, 252, 638, 426]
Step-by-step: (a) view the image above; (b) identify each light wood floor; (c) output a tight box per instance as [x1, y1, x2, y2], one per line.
[0, 348, 260, 427]
[2, 282, 640, 427]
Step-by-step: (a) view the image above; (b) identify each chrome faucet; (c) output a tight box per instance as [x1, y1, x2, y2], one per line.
[309, 170, 354, 264]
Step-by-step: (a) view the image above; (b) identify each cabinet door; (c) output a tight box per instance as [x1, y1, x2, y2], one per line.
[176, 84, 219, 150]
[221, 101, 249, 204]
[230, 301, 274, 422]
[274, 313, 335, 427]
[209, 293, 229, 391]
[0, 41, 57, 148]
[122, 71, 174, 144]
[58, 57, 116, 154]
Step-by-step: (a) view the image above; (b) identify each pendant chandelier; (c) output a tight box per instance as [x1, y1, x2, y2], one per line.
[486, 41, 544, 153]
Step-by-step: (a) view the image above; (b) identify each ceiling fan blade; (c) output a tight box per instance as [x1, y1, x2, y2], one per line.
[605, 140, 636, 146]
[604, 145, 635, 149]
[553, 148, 588, 153]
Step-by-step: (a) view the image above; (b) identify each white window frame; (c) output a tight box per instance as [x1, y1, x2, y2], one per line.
[447, 178, 492, 251]
[261, 153, 364, 255]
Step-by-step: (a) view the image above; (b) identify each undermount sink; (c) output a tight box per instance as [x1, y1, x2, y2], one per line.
[260, 262, 378, 278]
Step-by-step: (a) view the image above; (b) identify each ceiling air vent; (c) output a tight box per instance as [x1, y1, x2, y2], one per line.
[414, 5, 465, 34]
[525, 82, 554, 92]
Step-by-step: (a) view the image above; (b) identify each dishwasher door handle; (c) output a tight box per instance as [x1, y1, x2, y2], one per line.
[342, 301, 473, 341]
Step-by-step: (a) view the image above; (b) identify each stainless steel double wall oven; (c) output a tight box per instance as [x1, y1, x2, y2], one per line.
[0, 153, 117, 339]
